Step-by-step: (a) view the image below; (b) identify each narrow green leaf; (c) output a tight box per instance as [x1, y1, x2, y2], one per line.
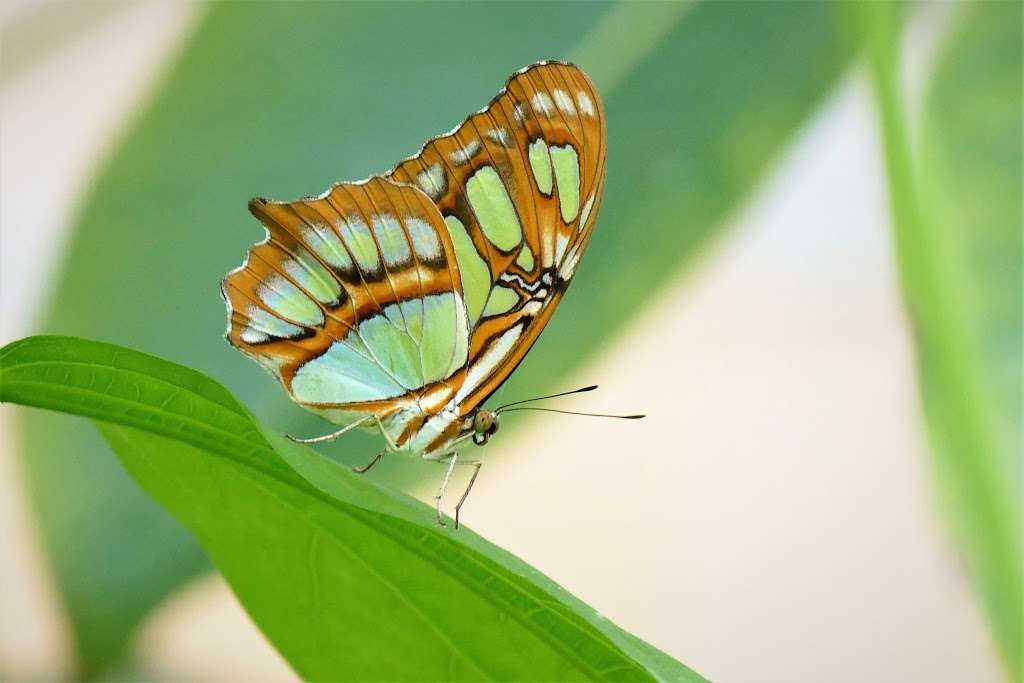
[17, 1, 858, 671]
[1, 335, 706, 682]
[857, 2, 1021, 677]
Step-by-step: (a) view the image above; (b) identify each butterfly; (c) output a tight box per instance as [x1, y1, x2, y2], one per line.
[221, 61, 616, 527]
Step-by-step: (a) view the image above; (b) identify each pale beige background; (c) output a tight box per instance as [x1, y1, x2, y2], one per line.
[0, 3, 1005, 681]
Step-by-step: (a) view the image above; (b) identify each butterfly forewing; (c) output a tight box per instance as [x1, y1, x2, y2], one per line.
[388, 61, 606, 421]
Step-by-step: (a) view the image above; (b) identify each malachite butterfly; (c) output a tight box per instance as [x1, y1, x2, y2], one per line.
[222, 62, 608, 526]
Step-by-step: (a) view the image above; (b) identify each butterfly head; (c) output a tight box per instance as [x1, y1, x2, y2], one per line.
[471, 409, 500, 446]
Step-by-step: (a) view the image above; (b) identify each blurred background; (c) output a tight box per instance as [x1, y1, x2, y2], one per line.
[1, 2, 1019, 682]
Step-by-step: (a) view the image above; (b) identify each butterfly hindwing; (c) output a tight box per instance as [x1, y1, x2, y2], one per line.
[222, 178, 468, 416]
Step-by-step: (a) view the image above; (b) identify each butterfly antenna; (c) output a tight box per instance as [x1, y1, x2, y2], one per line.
[497, 407, 645, 419]
[493, 385, 598, 412]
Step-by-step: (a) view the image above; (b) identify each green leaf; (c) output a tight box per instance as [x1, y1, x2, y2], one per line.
[16, 1, 858, 673]
[1, 335, 706, 682]
[858, 2, 1021, 677]
[920, 2, 1022, 473]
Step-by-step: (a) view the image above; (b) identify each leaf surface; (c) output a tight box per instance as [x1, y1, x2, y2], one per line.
[2, 335, 705, 682]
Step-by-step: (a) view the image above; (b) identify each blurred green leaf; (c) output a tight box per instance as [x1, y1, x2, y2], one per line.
[16, 1, 857, 674]
[859, 2, 1021, 677]
[1, 335, 705, 682]
[920, 2, 1023, 475]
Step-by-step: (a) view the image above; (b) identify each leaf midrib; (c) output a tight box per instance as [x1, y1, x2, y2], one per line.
[0, 356, 249, 415]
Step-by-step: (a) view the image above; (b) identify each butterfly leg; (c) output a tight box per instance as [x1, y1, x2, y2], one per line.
[434, 453, 458, 527]
[286, 415, 371, 445]
[374, 415, 401, 451]
[352, 450, 385, 474]
[454, 461, 482, 530]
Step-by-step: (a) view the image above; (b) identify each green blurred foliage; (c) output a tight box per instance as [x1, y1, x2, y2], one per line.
[14, 1, 857, 676]
[860, 1, 1021, 677]
[920, 1, 1022, 468]
[919, 2, 1022, 676]
[2, 336, 704, 681]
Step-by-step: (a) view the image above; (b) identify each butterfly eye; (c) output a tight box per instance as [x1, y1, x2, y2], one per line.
[473, 410, 494, 434]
